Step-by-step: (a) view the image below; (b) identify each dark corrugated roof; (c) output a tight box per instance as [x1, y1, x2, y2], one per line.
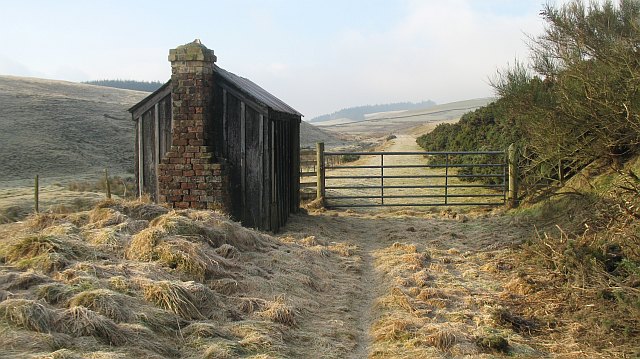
[128, 66, 302, 117]
[214, 65, 302, 117]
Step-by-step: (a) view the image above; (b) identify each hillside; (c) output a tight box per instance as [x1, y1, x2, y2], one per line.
[299, 120, 348, 148]
[309, 100, 436, 123]
[82, 80, 165, 92]
[316, 98, 494, 137]
[0, 76, 148, 186]
[0, 76, 344, 188]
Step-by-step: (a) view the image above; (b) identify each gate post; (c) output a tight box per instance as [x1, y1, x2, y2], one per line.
[508, 143, 518, 208]
[316, 142, 325, 205]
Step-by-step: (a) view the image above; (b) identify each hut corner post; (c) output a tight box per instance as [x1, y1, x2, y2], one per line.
[157, 39, 230, 211]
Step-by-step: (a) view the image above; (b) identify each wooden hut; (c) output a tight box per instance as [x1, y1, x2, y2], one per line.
[128, 40, 302, 232]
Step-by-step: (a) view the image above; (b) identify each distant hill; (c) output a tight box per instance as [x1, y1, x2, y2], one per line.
[300, 121, 348, 148]
[314, 98, 495, 137]
[82, 79, 164, 92]
[0, 75, 347, 186]
[0, 76, 150, 185]
[310, 100, 436, 123]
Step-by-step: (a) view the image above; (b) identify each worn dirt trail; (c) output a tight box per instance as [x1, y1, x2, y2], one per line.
[280, 134, 541, 358]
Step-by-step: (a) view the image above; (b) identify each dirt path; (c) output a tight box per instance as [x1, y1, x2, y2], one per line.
[281, 206, 536, 358]
[279, 135, 544, 358]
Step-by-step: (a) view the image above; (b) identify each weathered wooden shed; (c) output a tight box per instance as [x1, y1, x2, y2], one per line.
[129, 40, 302, 231]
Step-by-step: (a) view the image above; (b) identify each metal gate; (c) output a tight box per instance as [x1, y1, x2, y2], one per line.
[317, 149, 509, 208]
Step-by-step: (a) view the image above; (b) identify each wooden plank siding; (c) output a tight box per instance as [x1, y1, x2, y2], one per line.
[130, 74, 301, 232]
[133, 92, 171, 200]
[141, 110, 157, 201]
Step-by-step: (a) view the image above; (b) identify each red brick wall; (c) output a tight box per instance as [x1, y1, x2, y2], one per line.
[157, 40, 230, 211]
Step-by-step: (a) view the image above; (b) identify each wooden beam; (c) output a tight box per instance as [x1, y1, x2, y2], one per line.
[240, 102, 246, 217]
[130, 83, 171, 120]
[138, 117, 144, 198]
[222, 89, 227, 157]
[154, 103, 160, 202]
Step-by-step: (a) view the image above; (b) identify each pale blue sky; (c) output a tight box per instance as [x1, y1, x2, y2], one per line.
[0, 1, 574, 118]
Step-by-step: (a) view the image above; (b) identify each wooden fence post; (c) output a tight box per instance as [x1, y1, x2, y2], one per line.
[34, 175, 39, 213]
[316, 142, 325, 204]
[508, 143, 518, 208]
[104, 169, 111, 199]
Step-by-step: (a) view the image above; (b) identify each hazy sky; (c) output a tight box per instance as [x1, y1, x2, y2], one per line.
[0, 0, 576, 118]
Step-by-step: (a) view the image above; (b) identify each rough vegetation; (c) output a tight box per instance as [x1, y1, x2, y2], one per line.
[418, 0, 640, 193]
[414, 1, 640, 356]
[0, 199, 357, 358]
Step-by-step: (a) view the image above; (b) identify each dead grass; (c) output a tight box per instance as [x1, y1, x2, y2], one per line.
[0, 298, 55, 332]
[257, 296, 297, 327]
[424, 327, 460, 351]
[155, 237, 229, 281]
[372, 316, 419, 342]
[57, 306, 127, 345]
[141, 280, 204, 320]
[68, 289, 132, 323]
[2, 235, 79, 273]
[37, 282, 77, 305]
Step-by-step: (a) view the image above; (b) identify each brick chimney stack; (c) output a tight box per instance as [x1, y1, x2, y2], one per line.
[157, 39, 229, 210]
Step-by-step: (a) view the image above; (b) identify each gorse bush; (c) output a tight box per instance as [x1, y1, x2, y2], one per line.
[418, 0, 640, 193]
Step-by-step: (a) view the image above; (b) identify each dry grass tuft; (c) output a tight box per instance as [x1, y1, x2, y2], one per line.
[5, 271, 50, 290]
[125, 227, 162, 261]
[95, 199, 168, 221]
[372, 317, 418, 342]
[304, 197, 325, 210]
[141, 280, 204, 320]
[68, 289, 132, 323]
[209, 278, 242, 295]
[257, 297, 296, 326]
[3, 235, 76, 273]
[299, 236, 326, 247]
[0, 324, 73, 356]
[41, 223, 80, 236]
[413, 269, 431, 287]
[215, 243, 239, 259]
[57, 306, 127, 345]
[425, 327, 459, 351]
[237, 329, 278, 353]
[134, 307, 185, 334]
[0, 298, 55, 332]
[119, 322, 179, 357]
[36, 282, 76, 305]
[402, 252, 430, 269]
[503, 275, 537, 296]
[328, 242, 357, 257]
[183, 322, 233, 339]
[428, 262, 447, 273]
[107, 276, 132, 294]
[35, 348, 83, 359]
[391, 242, 418, 253]
[239, 297, 268, 314]
[377, 287, 416, 313]
[85, 228, 126, 251]
[24, 213, 69, 231]
[309, 246, 331, 257]
[155, 237, 229, 281]
[416, 288, 449, 301]
[202, 340, 245, 359]
[88, 208, 126, 228]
